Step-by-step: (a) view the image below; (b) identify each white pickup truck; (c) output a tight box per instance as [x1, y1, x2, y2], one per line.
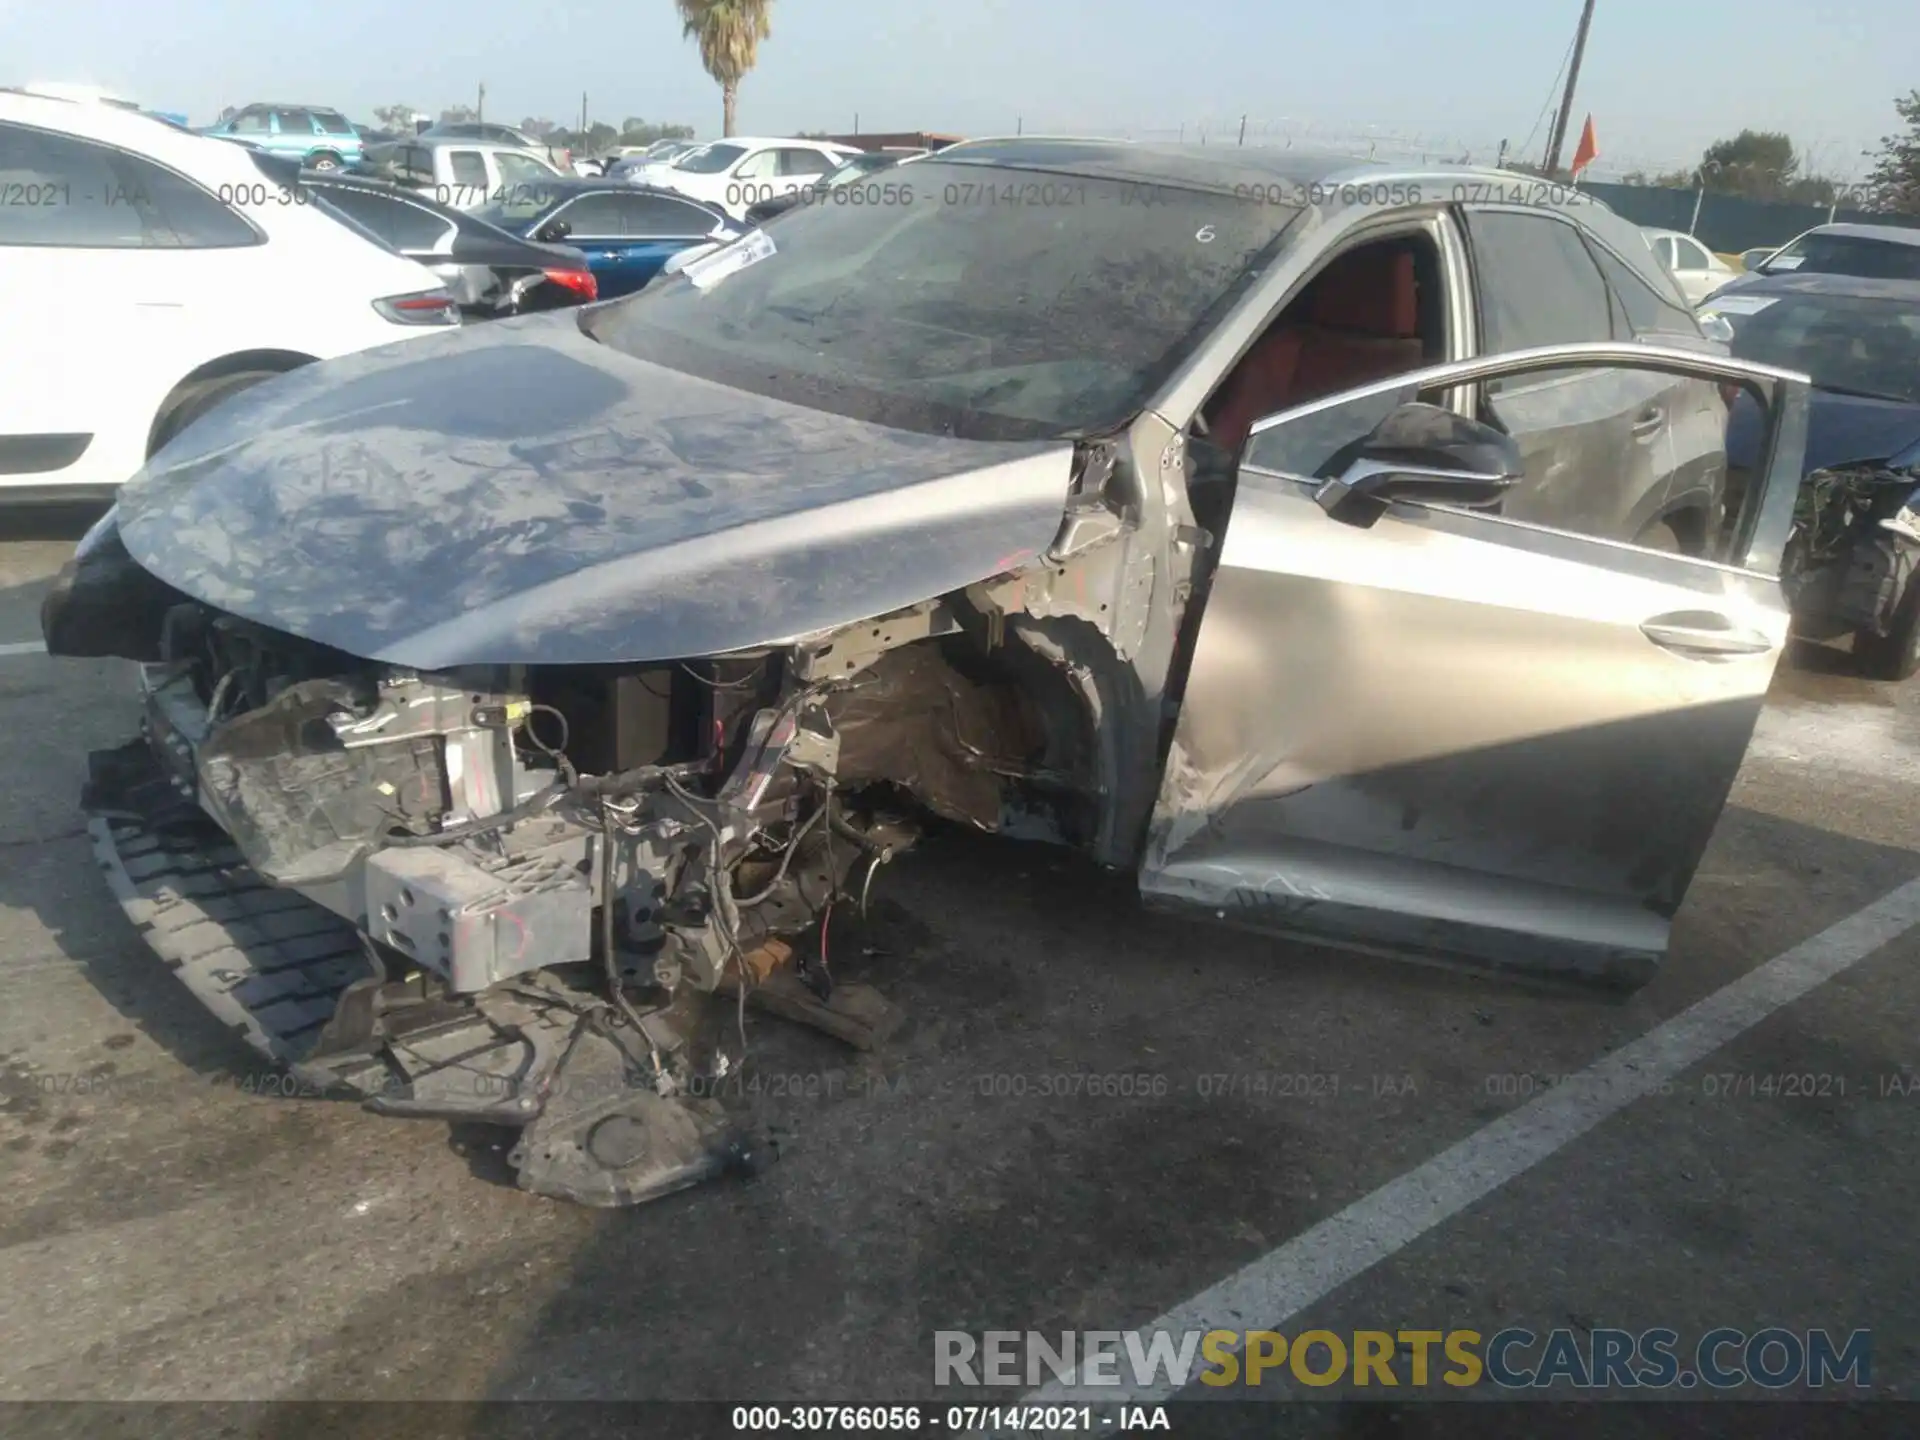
[359, 138, 567, 212]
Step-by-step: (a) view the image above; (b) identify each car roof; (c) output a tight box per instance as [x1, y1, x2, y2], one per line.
[416, 136, 547, 152]
[1721, 270, 1920, 304]
[533, 179, 725, 209]
[690, 136, 848, 149]
[1801, 223, 1920, 247]
[0, 89, 229, 161]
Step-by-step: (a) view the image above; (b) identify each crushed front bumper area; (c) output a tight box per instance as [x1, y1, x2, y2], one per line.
[83, 730, 896, 1208]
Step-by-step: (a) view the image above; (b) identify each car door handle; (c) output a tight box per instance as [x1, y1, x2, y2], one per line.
[1640, 611, 1775, 658]
[1631, 405, 1665, 436]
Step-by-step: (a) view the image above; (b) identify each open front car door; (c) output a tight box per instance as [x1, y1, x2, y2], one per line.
[1143, 342, 1810, 987]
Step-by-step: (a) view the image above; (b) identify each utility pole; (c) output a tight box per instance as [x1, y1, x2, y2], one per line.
[477, 82, 486, 124]
[581, 92, 587, 134]
[1542, 0, 1596, 176]
[1237, 114, 1247, 146]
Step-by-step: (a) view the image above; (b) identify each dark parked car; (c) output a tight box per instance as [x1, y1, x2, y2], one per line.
[44, 141, 1811, 1210]
[743, 150, 916, 226]
[1721, 222, 1920, 287]
[298, 169, 599, 317]
[1703, 271, 1920, 676]
[473, 179, 737, 298]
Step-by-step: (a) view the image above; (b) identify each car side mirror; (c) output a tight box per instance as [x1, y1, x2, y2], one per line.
[536, 220, 572, 243]
[1313, 402, 1524, 529]
[1697, 312, 1736, 345]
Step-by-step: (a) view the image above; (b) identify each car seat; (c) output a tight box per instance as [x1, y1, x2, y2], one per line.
[1205, 247, 1426, 451]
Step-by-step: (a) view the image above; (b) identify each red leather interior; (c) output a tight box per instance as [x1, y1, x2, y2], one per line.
[1205, 246, 1426, 451]
[1307, 249, 1419, 335]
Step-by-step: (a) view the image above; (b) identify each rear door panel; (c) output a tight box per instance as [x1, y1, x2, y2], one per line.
[1142, 345, 1808, 985]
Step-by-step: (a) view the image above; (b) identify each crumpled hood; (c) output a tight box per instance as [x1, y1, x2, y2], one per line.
[112, 313, 1074, 668]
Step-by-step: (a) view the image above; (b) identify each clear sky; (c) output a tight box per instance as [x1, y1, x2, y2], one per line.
[4, 0, 1913, 182]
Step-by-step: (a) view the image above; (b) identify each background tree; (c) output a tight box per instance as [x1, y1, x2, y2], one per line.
[1863, 90, 1920, 213]
[437, 104, 479, 126]
[1614, 131, 1842, 202]
[675, 0, 773, 138]
[371, 104, 417, 132]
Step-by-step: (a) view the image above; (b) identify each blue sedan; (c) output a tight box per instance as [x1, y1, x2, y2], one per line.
[473, 181, 741, 299]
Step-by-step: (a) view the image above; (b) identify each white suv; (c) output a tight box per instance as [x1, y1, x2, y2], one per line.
[624, 136, 859, 219]
[0, 92, 459, 503]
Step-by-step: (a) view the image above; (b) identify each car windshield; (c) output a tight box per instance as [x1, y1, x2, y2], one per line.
[1762, 233, 1920, 281]
[674, 143, 745, 174]
[1713, 292, 1920, 404]
[584, 162, 1299, 440]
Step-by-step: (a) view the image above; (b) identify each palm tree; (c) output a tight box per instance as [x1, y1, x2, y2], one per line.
[675, 0, 774, 138]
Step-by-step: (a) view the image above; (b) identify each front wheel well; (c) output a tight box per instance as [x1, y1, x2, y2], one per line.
[146, 350, 316, 457]
[1637, 503, 1710, 558]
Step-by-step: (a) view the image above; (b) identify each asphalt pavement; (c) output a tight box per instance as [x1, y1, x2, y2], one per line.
[1, 504, 1916, 1429]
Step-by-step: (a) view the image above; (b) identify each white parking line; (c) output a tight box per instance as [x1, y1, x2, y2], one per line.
[1031, 876, 1920, 1404]
[0, 640, 44, 658]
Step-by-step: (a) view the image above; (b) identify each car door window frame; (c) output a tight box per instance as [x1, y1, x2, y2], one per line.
[547, 194, 623, 240]
[622, 194, 721, 240]
[1244, 340, 1809, 578]
[0, 123, 261, 250]
[1459, 205, 1619, 363]
[1672, 236, 1712, 271]
[731, 148, 778, 181]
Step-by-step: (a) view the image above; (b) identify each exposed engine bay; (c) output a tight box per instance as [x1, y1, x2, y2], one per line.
[73, 578, 1113, 1207]
[1780, 461, 1920, 657]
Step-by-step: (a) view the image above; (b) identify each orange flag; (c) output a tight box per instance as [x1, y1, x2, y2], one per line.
[1570, 114, 1599, 178]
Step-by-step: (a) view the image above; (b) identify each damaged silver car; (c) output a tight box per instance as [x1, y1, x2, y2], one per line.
[43, 139, 1813, 1207]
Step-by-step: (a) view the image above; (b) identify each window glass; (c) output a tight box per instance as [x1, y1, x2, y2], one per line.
[674, 142, 746, 175]
[622, 193, 715, 238]
[1464, 211, 1615, 352]
[1715, 291, 1920, 405]
[314, 111, 355, 136]
[275, 109, 318, 135]
[121, 153, 260, 246]
[1673, 237, 1710, 271]
[0, 124, 254, 248]
[552, 193, 628, 236]
[315, 186, 450, 252]
[733, 149, 778, 180]
[778, 148, 835, 177]
[586, 166, 1297, 440]
[1242, 361, 1731, 554]
[1586, 239, 1697, 337]
[1767, 232, 1920, 281]
[1653, 236, 1676, 269]
[230, 108, 271, 135]
[494, 151, 553, 184]
[449, 150, 487, 187]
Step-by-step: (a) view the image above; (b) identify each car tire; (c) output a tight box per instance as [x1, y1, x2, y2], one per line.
[307, 152, 342, 172]
[1855, 577, 1920, 683]
[149, 369, 281, 457]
